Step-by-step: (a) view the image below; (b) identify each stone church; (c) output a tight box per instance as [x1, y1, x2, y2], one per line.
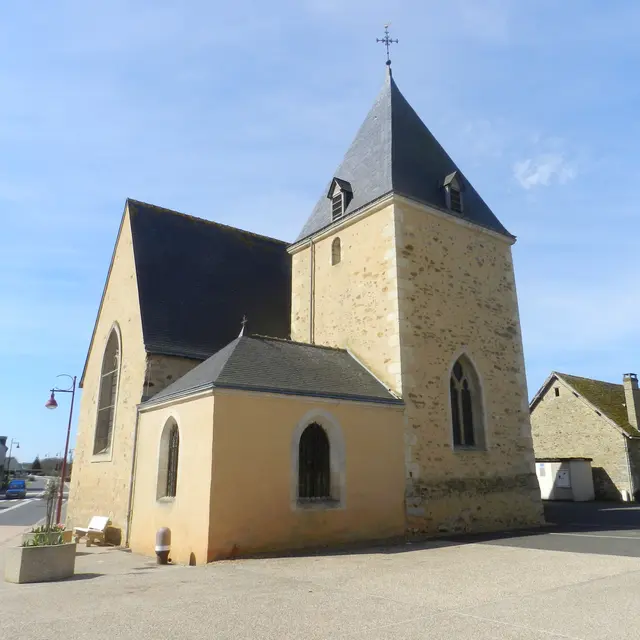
[68, 67, 543, 564]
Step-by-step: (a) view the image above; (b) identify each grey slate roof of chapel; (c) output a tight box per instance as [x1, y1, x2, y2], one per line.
[143, 335, 402, 406]
[127, 200, 292, 361]
[296, 69, 511, 242]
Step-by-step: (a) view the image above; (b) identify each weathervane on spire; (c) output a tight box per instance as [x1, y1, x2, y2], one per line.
[376, 24, 398, 67]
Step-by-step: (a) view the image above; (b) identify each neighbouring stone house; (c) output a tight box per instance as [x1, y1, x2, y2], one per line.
[0, 436, 7, 475]
[530, 372, 640, 500]
[68, 64, 543, 564]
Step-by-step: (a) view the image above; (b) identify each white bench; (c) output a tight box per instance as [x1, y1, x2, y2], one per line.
[73, 516, 110, 546]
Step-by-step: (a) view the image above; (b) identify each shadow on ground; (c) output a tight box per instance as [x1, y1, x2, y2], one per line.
[231, 501, 640, 562]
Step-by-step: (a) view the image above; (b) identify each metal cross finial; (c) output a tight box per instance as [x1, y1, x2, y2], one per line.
[376, 24, 398, 67]
[239, 315, 248, 337]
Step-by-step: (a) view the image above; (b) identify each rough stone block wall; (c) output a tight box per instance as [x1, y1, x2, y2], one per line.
[394, 200, 543, 533]
[67, 210, 147, 536]
[530, 378, 630, 500]
[68, 207, 203, 537]
[290, 204, 402, 394]
[626, 439, 640, 499]
[143, 354, 202, 402]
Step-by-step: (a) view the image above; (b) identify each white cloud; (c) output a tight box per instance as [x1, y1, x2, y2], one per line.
[513, 153, 576, 189]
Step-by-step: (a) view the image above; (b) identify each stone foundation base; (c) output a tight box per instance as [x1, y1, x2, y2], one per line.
[406, 473, 545, 536]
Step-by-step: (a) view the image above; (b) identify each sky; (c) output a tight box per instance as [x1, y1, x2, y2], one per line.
[1, 0, 639, 462]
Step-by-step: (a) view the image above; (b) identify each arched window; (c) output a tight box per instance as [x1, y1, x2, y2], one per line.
[158, 419, 180, 499]
[93, 329, 120, 454]
[450, 356, 484, 448]
[331, 237, 341, 265]
[298, 423, 330, 499]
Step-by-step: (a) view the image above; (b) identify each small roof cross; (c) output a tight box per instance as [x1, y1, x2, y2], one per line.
[239, 315, 248, 337]
[376, 24, 398, 67]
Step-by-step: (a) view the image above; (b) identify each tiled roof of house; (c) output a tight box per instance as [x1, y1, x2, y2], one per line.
[295, 69, 510, 243]
[556, 372, 640, 437]
[142, 335, 403, 406]
[128, 200, 292, 360]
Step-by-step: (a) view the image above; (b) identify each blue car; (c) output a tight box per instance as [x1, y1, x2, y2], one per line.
[5, 479, 27, 499]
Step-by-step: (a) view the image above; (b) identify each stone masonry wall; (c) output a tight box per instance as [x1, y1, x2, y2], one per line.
[68, 207, 202, 539]
[394, 199, 543, 534]
[143, 354, 201, 402]
[531, 379, 631, 500]
[290, 204, 402, 394]
[626, 439, 640, 499]
[68, 208, 148, 537]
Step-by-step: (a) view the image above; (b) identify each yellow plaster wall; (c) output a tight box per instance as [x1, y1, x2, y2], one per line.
[208, 392, 405, 560]
[394, 200, 543, 533]
[129, 394, 215, 565]
[67, 207, 147, 536]
[290, 204, 402, 394]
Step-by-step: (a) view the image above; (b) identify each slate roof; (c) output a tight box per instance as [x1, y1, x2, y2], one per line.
[296, 69, 510, 242]
[143, 335, 403, 406]
[128, 200, 291, 360]
[555, 373, 640, 437]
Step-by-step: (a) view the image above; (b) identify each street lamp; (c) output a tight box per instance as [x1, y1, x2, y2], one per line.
[7, 439, 19, 477]
[44, 374, 77, 524]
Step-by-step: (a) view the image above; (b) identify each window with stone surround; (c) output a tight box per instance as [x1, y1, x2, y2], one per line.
[331, 237, 341, 265]
[298, 423, 330, 499]
[93, 328, 120, 455]
[450, 356, 485, 449]
[158, 418, 180, 499]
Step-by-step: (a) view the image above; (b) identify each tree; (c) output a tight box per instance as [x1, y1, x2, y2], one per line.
[32, 456, 42, 471]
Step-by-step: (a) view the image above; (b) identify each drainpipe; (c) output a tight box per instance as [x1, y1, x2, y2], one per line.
[309, 238, 316, 345]
[124, 407, 141, 546]
[125, 359, 152, 546]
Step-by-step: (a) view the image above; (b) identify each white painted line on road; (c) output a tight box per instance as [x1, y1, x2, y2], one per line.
[0, 499, 34, 515]
[549, 532, 640, 541]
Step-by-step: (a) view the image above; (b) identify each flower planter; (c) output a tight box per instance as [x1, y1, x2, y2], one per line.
[22, 529, 73, 546]
[4, 542, 77, 584]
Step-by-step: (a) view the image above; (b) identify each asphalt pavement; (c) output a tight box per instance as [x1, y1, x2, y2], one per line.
[438, 500, 640, 558]
[0, 477, 68, 527]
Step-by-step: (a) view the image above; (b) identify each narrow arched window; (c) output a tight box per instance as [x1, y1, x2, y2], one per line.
[331, 237, 341, 265]
[298, 423, 330, 499]
[93, 329, 120, 454]
[450, 356, 484, 448]
[158, 419, 180, 499]
[166, 424, 179, 497]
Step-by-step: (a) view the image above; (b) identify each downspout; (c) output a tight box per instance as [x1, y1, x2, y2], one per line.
[309, 238, 316, 344]
[124, 406, 141, 546]
[125, 358, 152, 546]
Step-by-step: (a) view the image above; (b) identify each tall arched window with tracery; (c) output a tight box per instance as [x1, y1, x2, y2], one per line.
[450, 356, 484, 448]
[93, 328, 120, 454]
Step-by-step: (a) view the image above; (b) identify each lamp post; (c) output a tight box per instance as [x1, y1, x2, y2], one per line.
[44, 374, 77, 524]
[7, 439, 19, 478]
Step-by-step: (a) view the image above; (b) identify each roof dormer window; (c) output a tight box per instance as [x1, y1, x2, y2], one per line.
[331, 193, 344, 220]
[327, 178, 353, 222]
[443, 171, 464, 214]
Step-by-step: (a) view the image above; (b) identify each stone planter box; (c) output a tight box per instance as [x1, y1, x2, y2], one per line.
[4, 542, 76, 584]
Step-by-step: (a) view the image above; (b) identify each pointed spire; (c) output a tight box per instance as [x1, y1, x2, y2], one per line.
[295, 70, 511, 242]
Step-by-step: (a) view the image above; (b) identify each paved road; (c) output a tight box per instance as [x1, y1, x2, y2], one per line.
[441, 500, 640, 558]
[0, 477, 68, 527]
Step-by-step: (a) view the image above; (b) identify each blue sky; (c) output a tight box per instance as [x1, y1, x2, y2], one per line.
[2, 0, 639, 462]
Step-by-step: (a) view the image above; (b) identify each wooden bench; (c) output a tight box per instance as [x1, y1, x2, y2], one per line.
[73, 516, 110, 546]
